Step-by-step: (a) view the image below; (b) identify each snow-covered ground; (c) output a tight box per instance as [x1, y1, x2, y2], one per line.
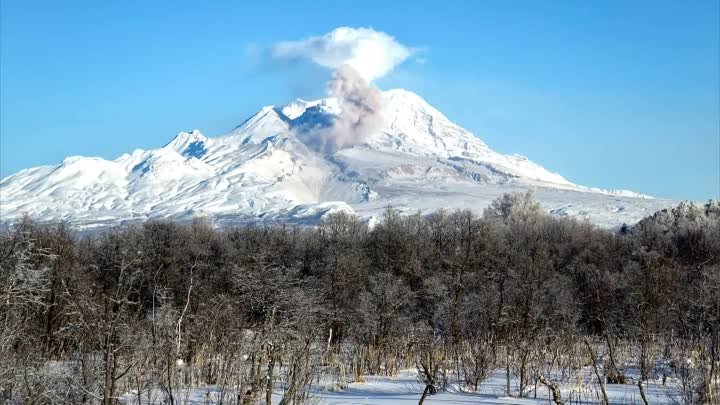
[120, 368, 680, 405]
[1, 88, 675, 230]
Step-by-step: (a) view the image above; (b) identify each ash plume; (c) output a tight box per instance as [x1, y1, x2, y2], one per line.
[320, 65, 383, 153]
[296, 65, 383, 154]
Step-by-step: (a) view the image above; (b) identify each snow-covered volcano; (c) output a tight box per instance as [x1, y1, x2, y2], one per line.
[0, 89, 672, 229]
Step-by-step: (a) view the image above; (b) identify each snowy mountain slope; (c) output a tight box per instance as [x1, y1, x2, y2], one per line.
[0, 89, 672, 229]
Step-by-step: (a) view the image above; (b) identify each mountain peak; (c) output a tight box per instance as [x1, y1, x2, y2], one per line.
[227, 106, 290, 145]
[382, 88, 446, 116]
[164, 130, 209, 158]
[383, 87, 429, 102]
[280, 99, 322, 120]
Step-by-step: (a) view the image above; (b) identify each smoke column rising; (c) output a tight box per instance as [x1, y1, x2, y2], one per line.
[312, 65, 383, 154]
[294, 65, 383, 154]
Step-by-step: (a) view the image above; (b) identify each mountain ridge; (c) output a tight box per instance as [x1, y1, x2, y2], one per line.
[0, 88, 669, 230]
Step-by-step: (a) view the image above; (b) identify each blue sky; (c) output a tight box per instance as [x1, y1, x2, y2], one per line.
[1, 0, 718, 200]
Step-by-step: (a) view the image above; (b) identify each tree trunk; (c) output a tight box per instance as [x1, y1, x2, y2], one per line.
[265, 356, 275, 405]
[638, 338, 650, 405]
[584, 338, 609, 405]
[418, 384, 435, 405]
[638, 379, 650, 405]
[538, 374, 564, 405]
[505, 346, 511, 397]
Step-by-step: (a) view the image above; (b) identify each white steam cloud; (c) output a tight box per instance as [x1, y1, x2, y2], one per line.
[271, 27, 412, 83]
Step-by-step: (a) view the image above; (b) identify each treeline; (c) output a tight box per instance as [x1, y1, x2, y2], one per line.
[1, 192, 718, 405]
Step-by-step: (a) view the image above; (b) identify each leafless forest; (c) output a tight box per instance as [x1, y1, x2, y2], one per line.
[1, 193, 719, 405]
